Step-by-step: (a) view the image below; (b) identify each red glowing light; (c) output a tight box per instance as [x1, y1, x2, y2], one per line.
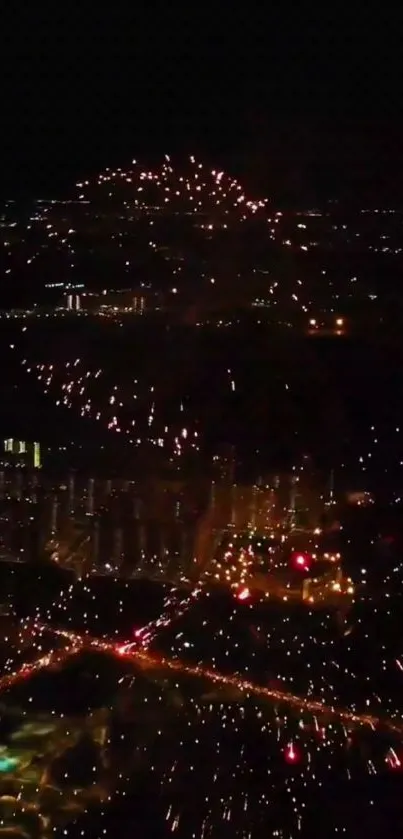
[386, 749, 402, 770]
[284, 741, 300, 764]
[237, 587, 251, 601]
[290, 551, 312, 571]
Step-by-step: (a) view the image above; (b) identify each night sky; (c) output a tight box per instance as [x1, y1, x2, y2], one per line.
[1, 7, 403, 200]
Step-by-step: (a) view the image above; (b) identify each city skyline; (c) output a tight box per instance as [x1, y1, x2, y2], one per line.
[1, 8, 403, 837]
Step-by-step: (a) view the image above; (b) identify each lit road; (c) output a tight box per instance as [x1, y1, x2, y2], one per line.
[5, 621, 399, 738]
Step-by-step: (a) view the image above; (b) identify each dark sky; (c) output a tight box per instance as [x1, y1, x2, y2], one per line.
[1, 6, 403, 199]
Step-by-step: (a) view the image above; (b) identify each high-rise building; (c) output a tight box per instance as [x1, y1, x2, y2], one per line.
[2, 439, 41, 469]
[66, 293, 81, 311]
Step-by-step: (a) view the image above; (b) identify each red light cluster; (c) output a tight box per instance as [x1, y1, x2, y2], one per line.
[237, 587, 251, 601]
[284, 741, 301, 764]
[290, 551, 312, 572]
[386, 748, 402, 770]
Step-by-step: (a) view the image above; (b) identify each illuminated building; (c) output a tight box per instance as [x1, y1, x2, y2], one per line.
[50, 495, 58, 534]
[76, 289, 152, 314]
[66, 293, 81, 311]
[68, 472, 75, 513]
[112, 526, 124, 569]
[92, 518, 100, 566]
[86, 477, 95, 515]
[212, 446, 235, 484]
[2, 438, 41, 469]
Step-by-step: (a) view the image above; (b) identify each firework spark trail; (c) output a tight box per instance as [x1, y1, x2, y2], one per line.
[29, 623, 403, 736]
[32, 573, 202, 654]
[136, 652, 403, 735]
[132, 584, 203, 650]
[0, 644, 77, 693]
